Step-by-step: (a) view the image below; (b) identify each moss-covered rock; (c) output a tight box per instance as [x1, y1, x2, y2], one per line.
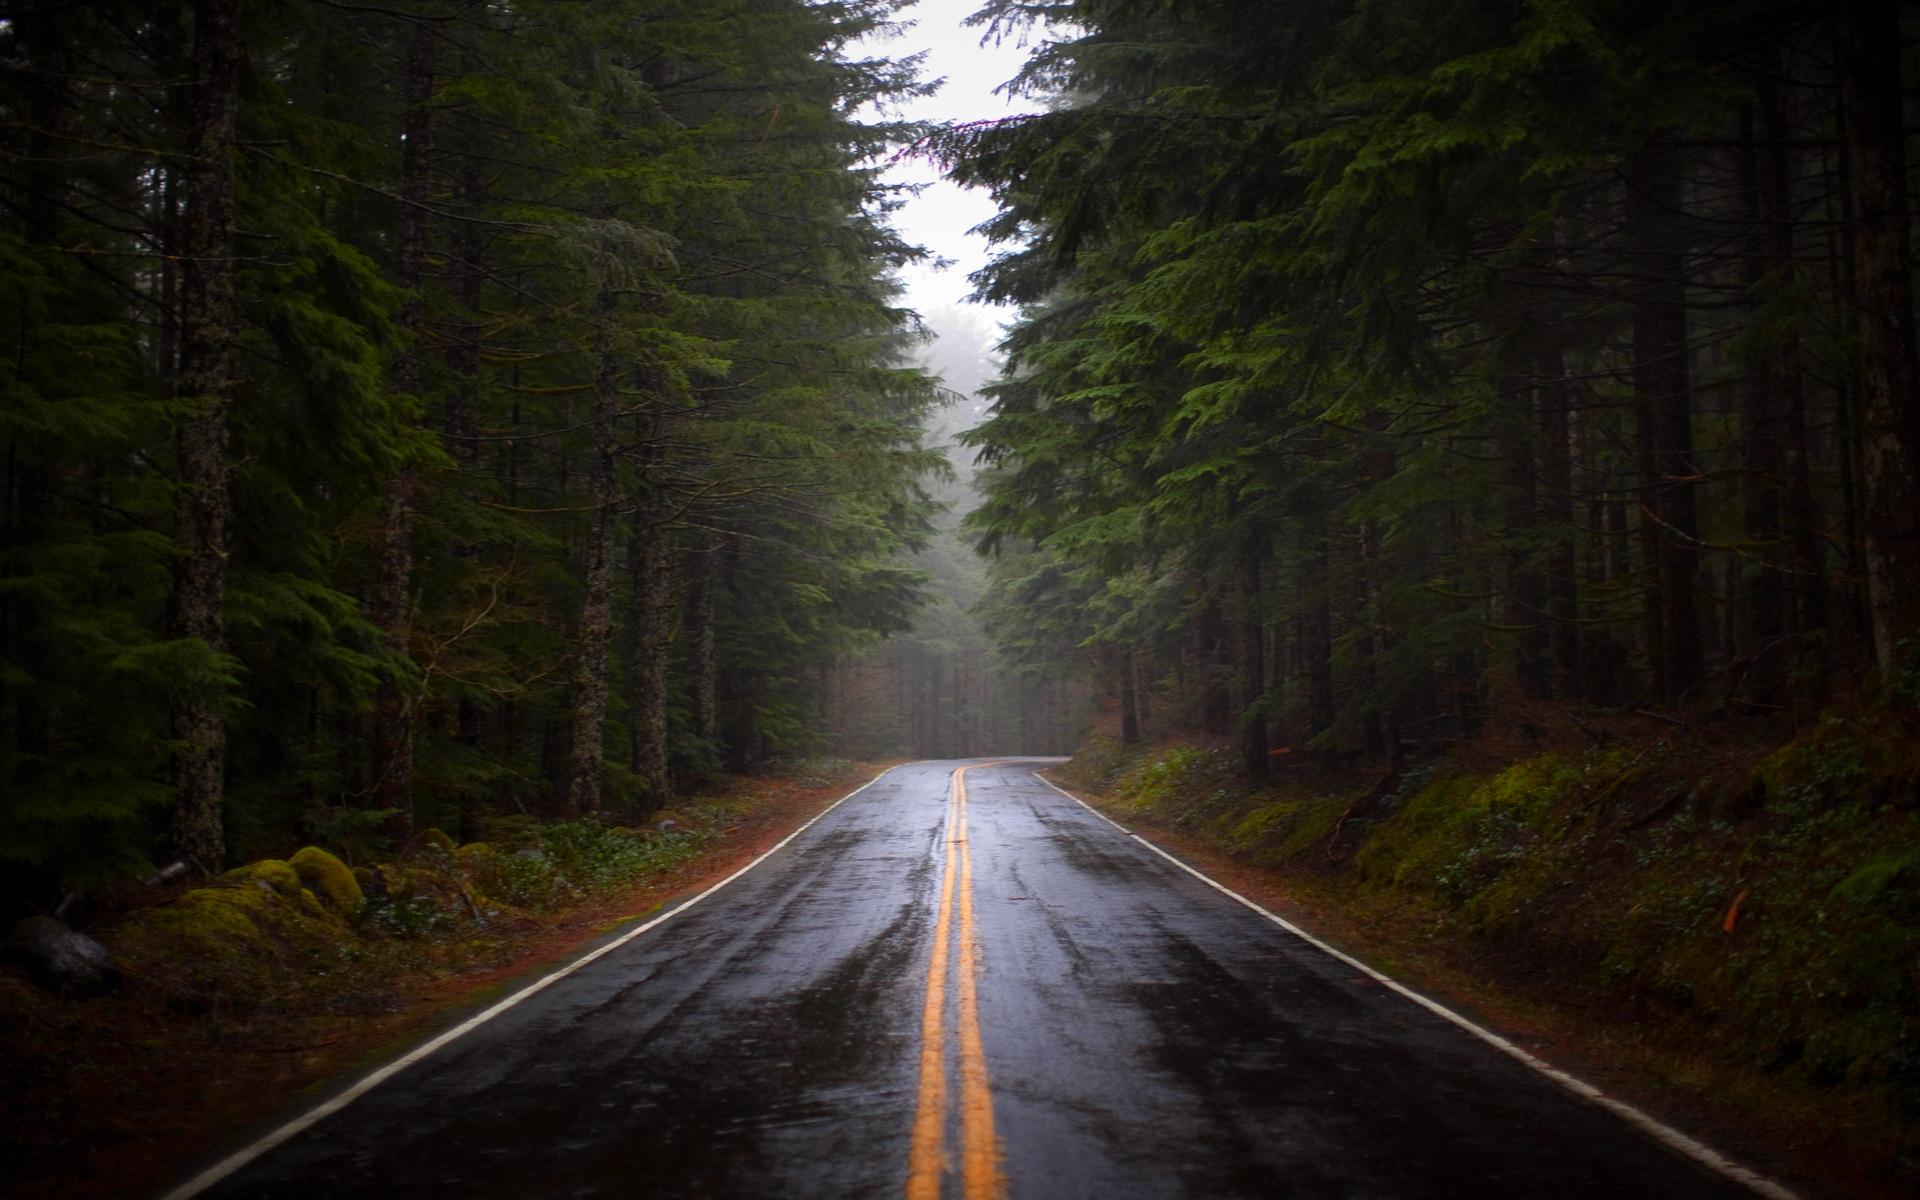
[223, 858, 303, 897]
[288, 846, 363, 919]
[113, 864, 355, 1005]
[452, 843, 502, 897]
[418, 827, 456, 853]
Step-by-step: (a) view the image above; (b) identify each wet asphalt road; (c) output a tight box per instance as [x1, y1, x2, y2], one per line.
[183, 760, 1760, 1199]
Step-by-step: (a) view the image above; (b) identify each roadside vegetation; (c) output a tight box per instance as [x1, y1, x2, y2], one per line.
[1061, 713, 1920, 1194]
[0, 760, 871, 1200]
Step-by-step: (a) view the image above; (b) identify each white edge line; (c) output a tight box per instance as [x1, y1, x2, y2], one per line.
[161, 765, 903, 1200]
[1029, 769, 1800, 1200]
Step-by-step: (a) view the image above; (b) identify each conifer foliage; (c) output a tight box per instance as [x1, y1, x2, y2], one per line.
[944, 0, 1920, 764]
[0, 0, 940, 900]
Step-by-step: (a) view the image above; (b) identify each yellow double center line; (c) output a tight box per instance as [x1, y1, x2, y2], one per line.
[906, 764, 1006, 1200]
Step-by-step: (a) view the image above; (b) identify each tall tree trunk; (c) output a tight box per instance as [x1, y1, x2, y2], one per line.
[1628, 150, 1703, 701]
[1131, 644, 1151, 740]
[167, 0, 243, 869]
[1537, 356, 1580, 693]
[1117, 646, 1141, 746]
[372, 24, 436, 831]
[628, 475, 671, 812]
[1737, 100, 1786, 684]
[1837, 0, 1920, 682]
[926, 654, 942, 758]
[1236, 547, 1268, 777]
[1769, 46, 1825, 663]
[686, 535, 718, 750]
[444, 166, 484, 467]
[1196, 592, 1231, 735]
[1305, 536, 1335, 743]
[565, 282, 620, 815]
[1501, 375, 1548, 697]
[1358, 410, 1396, 755]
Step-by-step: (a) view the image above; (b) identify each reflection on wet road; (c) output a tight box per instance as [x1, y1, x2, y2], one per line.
[180, 761, 1772, 1199]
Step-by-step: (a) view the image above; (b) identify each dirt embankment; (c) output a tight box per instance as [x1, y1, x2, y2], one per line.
[0, 761, 890, 1200]
[1053, 709, 1919, 1200]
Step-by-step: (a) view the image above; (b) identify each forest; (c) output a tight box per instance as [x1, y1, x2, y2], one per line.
[5, 1, 1920, 1193]
[5, 0, 1919, 915]
[0, 0, 965, 907]
[937, 0, 1920, 778]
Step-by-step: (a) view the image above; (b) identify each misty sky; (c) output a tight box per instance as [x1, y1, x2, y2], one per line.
[863, 0, 1036, 339]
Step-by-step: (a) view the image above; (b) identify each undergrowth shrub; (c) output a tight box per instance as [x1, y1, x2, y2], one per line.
[1075, 717, 1920, 1137]
[1105, 745, 1239, 829]
[1059, 736, 1132, 791]
[765, 756, 855, 788]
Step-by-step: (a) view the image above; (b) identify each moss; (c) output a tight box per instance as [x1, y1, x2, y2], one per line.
[1227, 800, 1296, 847]
[1831, 849, 1920, 909]
[222, 858, 303, 897]
[1353, 773, 1484, 891]
[452, 843, 503, 898]
[1217, 790, 1350, 863]
[288, 846, 363, 919]
[113, 867, 355, 1004]
[380, 865, 462, 906]
[1074, 721, 1920, 1147]
[1060, 735, 1133, 791]
[418, 827, 456, 853]
[1104, 745, 1238, 829]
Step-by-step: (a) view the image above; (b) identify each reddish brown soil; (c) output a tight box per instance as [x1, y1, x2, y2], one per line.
[0, 764, 892, 1200]
[1042, 775, 1912, 1200]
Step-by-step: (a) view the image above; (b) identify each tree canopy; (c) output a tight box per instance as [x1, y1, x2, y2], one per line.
[0, 0, 945, 902]
[940, 0, 1920, 767]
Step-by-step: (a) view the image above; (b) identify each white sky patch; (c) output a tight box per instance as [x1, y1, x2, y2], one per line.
[859, 0, 1036, 317]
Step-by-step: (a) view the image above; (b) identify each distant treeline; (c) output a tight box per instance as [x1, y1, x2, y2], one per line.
[0, 0, 941, 901]
[944, 0, 1920, 767]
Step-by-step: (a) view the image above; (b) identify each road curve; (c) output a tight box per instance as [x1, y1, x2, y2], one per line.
[173, 760, 1767, 1199]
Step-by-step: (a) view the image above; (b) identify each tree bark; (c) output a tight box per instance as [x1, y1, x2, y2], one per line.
[1130, 643, 1151, 740]
[1235, 546, 1268, 777]
[1305, 536, 1335, 743]
[1837, 0, 1920, 682]
[565, 282, 620, 815]
[1196, 592, 1231, 735]
[1500, 375, 1547, 698]
[167, 0, 244, 869]
[686, 534, 718, 750]
[1628, 150, 1703, 701]
[1736, 101, 1786, 679]
[1117, 646, 1141, 746]
[1769, 58, 1825, 659]
[371, 22, 436, 831]
[628, 476, 671, 812]
[1537, 356, 1580, 693]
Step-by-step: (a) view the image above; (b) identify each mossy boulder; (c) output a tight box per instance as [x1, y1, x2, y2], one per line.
[224, 858, 304, 897]
[418, 827, 456, 853]
[288, 846, 363, 919]
[113, 861, 355, 1005]
[452, 843, 503, 896]
[381, 864, 459, 905]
